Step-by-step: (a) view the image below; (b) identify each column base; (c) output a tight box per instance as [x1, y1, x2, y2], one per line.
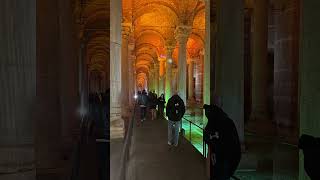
[110, 116, 125, 139]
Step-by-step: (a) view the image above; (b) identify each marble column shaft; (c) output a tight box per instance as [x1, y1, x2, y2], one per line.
[165, 47, 174, 101]
[251, 0, 269, 121]
[154, 64, 160, 95]
[215, 0, 244, 143]
[0, 0, 36, 179]
[175, 26, 191, 104]
[203, 0, 211, 105]
[121, 24, 130, 118]
[110, 0, 124, 139]
[188, 59, 195, 101]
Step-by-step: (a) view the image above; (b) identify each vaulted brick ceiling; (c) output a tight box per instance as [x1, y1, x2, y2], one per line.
[74, 0, 110, 75]
[123, 0, 206, 85]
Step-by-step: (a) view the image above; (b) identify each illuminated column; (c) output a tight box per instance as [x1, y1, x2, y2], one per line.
[165, 45, 175, 101]
[251, 0, 269, 122]
[203, 0, 211, 105]
[131, 55, 137, 94]
[196, 49, 205, 103]
[175, 26, 191, 103]
[131, 55, 137, 96]
[128, 54, 135, 106]
[154, 63, 160, 95]
[121, 23, 131, 118]
[216, 0, 244, 143]
[172, 66, 178, 93]
[299, 1, 320, 179]
[0, 0, 36, 179]
[110, 0, 124, 139]
[188, 58, 196, 101]
[149, 68, 155, 91]
[159, 58, 166, 95]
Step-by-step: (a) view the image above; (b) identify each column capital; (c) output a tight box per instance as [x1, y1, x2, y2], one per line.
[175, 25, 192, 44]
[188, 58, 197, 64]
[128, 43, 135, 51]
[199, 48, 205, 55]
[122, 23, 132, 39]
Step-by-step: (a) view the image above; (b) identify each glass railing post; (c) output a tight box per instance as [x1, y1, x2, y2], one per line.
[189, 121, 192, 143]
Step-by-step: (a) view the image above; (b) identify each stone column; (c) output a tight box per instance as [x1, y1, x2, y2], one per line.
[132, 56, 137, 95]
[0, 0, 36, 179]
[110, 0, 124, 139]
[154, 63, 160, 95]
[274, 0, 299, 130]
[165, 46, 175, 101]
[128, 53, 135, 106]
[149, 68, 155, 91]
[251, 0, 269, 122]
[121, 23, 131, 118]
[299, 2, 320, 179]
[175, 26, 191, 103]
[203, 0, 211, 106]
[215, 0, 245, 143]
[172, 66, 178, 93]
[159, 58, 166, 95]
[188, 59, 195, 101]
[196, 49, 204, 103]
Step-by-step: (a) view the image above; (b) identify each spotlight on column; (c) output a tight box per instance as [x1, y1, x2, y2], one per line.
[134, 95, 138, 99]
[168, 58, 172, 63]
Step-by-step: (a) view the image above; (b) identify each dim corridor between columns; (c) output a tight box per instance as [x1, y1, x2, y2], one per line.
[126, 110, 207, 180]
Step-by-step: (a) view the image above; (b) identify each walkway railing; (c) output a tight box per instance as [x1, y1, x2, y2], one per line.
[181, 116, 208, 158]
[118, 102, 137, 180]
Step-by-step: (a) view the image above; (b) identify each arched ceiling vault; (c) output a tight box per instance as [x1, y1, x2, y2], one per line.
[123, 0, 206, 85]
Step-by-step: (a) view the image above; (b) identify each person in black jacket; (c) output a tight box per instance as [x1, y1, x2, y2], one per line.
[138, 90, 148, 123]
[203, 104, 241, 180]
[148, 91, 158, 120]
[166, 92, 185, 147]
[157, 94, 166, 117]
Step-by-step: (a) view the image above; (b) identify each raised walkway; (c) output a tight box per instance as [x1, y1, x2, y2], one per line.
[126, 112, 207, 180]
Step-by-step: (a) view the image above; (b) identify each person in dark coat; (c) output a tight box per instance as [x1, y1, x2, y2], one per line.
[298, 134, 320, 180]
[157, 94, 166, 117]
[148, 91, 158, 120]
[203, 104, 241, 180]
[138, 90, 148, 123]
[166, 92, 185, 147]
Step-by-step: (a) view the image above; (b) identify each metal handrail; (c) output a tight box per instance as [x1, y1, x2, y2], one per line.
[118, 102, 137, 180]
[182, 116, 208, 158]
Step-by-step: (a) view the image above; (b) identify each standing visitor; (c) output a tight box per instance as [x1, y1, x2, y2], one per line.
[138, 90, 148, 123]
[166, 92, 185, 147]
[157, 93, 166, 117]
[149, 90, 157, 120]
[203, 104, 241, 180]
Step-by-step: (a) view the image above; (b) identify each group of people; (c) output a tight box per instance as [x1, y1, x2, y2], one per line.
[136, 89, 242, 180]
[137, 90, 186, 147]
[136, 90, 166, 122]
